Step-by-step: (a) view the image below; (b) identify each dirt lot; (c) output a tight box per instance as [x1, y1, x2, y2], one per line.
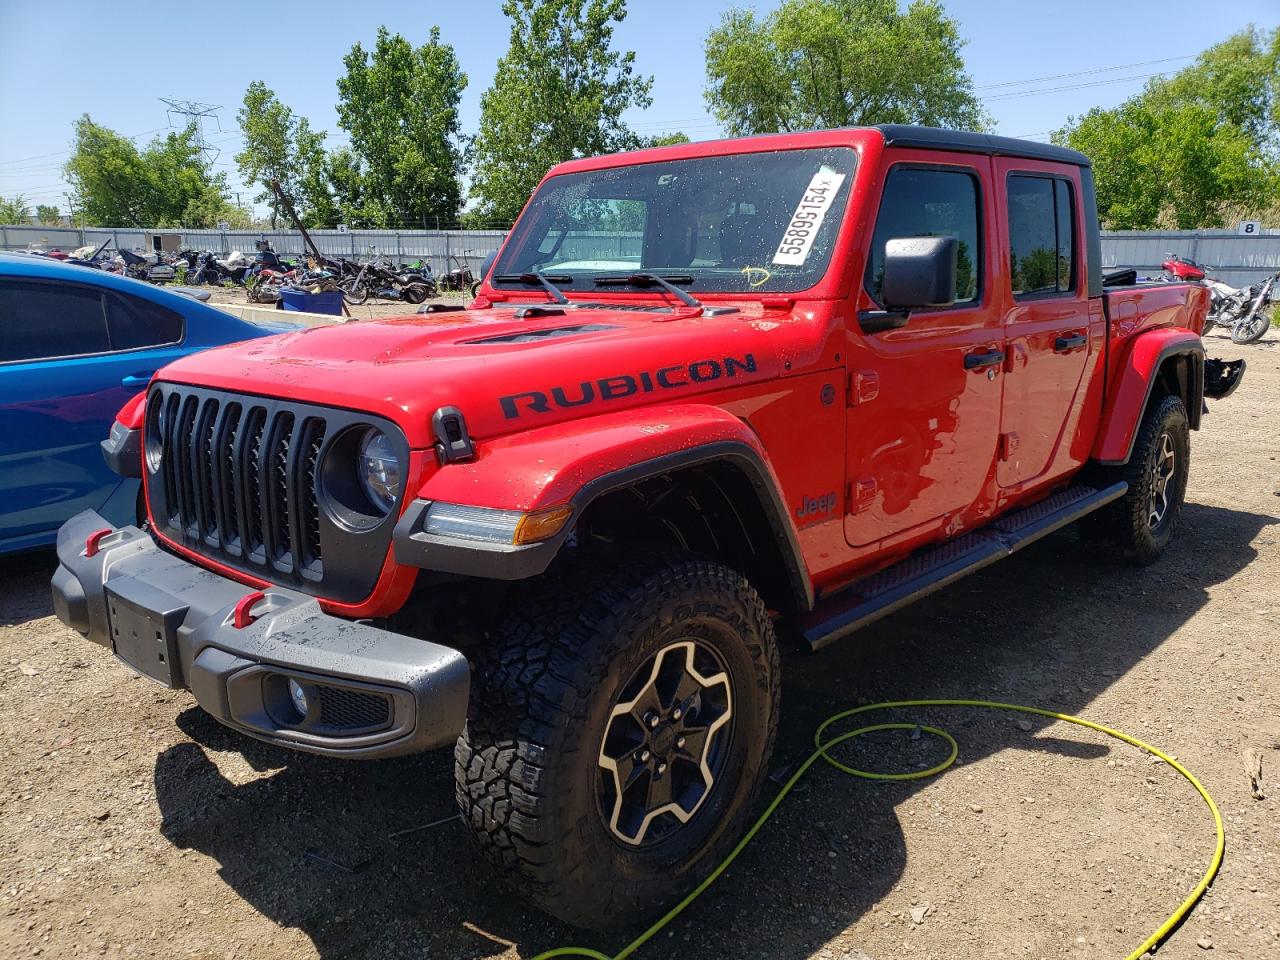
[201, 284, 473, 321]
[1, 330, 1277, 960]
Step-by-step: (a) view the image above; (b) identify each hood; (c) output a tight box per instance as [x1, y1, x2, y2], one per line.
[156, 302, 791, 447]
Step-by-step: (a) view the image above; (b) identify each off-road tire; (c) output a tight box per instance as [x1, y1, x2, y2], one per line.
[454, 555, 780, 929]
[1082, 392, 1190, 564]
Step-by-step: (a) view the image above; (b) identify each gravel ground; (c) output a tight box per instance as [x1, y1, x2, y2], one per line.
[202, 284, 472, 321]
[1, 330, 1277, 960]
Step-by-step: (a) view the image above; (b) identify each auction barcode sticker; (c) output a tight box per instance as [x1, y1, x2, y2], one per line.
[771, 168, 847, 267]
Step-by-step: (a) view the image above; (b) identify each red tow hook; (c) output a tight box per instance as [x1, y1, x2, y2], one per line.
[83, 528, 113, 558]
[232, 591, 267, 629]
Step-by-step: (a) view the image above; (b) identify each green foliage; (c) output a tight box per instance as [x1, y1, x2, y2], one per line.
[469, 0, 653, 225]
[179, 187, 253, 229]
[704, 0, 989, 136]
[645, 132, 692, 147]
[323, 147, 377, 227]
[336, 26, 467, 227]
[1055, 27, 1280, 229]
[235, 81, 331, 228]
[0, 194, 31, 224]
[64, 115, 230, 227]
[35, 204, 61, 225]
[1011, 246, 1058, 294]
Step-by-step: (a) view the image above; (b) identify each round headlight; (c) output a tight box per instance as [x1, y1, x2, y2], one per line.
[145, 403, 165, 473]
[357, 429, 400, 513]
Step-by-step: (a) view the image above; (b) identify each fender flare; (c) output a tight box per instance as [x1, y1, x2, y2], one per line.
[1093, 330, 1204, 465]
[393, 404, 814, 610]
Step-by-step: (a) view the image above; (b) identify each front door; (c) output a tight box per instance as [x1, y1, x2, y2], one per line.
[844, 157, 1004, 548]
[995, 164, 1093, 489]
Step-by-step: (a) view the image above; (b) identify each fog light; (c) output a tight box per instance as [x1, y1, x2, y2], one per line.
[288, 678, 310, 718]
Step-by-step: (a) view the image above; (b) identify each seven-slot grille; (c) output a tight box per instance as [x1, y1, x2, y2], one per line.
[144, 384, 403, 603]
[148, 389, 325, 577]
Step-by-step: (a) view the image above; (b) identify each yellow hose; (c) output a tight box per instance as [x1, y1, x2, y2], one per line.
[533, 699, 1224, 960]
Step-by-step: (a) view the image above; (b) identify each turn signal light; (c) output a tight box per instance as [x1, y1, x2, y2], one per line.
[513, 506, 574, 545]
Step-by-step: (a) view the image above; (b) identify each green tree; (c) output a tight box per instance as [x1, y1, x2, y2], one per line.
[296, 123, 338, 228]
[324, 147, 379, 227]
[180, 187, 253, 229]
[235, 81, 331, 228]
[64, 115, 226, 227]
[336, 26, 467, 227]
[0, 195, 31, 223]
[35, 204, 61, 225]
[469, 0, 653, 224]
[1055, 28, 1280, 229]
[704, 0, 989, 136]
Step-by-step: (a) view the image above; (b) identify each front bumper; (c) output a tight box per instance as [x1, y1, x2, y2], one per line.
[51, 510, 469, 759]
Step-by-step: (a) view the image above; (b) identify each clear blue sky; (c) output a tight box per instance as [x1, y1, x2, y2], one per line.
[0, 0, 1273, 217]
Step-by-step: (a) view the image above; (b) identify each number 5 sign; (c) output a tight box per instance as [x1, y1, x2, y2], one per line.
[1237, 220, 1262, 235]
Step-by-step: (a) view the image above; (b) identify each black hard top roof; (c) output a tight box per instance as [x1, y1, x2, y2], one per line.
[874, 124, 1091, 167]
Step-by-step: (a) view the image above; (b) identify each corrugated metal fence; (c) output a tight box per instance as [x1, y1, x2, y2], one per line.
[3, 224, 1278, 288]
[1101, 230, 1280, 288]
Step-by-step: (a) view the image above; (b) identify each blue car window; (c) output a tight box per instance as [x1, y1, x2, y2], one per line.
[0, 279, 111, 363]
[106, 292, 184, 350]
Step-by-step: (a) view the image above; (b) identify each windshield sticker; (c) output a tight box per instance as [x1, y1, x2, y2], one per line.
[771, 169, 847, 267]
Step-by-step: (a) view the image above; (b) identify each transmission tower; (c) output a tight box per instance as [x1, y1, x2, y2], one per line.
[160, 98, 224, 164]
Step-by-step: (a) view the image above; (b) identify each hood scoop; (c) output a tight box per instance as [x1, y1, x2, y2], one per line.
[466, 322, 621, 345]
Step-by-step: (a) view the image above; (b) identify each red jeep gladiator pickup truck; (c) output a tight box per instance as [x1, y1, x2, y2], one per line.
[53, 125, 1244, 926]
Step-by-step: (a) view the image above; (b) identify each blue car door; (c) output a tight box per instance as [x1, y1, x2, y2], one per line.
[0, 277, 187, 546]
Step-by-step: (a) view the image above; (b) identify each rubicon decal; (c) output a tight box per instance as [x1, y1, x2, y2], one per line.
[499, 354, 759, 419]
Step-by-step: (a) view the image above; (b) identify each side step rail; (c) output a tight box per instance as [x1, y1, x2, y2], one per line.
[800, 482, 1128, 652]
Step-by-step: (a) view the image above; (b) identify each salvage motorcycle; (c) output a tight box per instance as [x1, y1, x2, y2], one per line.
[118, 248, 176, 284]
[1207, 270, 1277, 344]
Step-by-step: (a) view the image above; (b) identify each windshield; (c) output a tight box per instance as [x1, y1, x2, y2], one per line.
[493, 147, 857, 295]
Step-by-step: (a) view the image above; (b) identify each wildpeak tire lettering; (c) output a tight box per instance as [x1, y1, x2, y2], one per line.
[499, 353, 759, 419]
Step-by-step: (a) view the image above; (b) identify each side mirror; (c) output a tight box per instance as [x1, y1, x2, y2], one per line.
[881, 236, 958, 309]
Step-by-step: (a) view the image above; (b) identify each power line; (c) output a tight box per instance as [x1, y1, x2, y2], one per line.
[0, 126, 172, 168]
[975, 54, 1195, 91]
[983, 70, 1175, 103]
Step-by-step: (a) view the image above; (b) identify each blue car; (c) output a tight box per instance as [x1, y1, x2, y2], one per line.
[0, 254, 295, 554]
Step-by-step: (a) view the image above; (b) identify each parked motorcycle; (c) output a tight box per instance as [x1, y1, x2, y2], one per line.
[118, 248, 176, 284]
[340, 258, 432, 305]
[438, 251, 476, 293]
[1157, 253, 1273, 343]
[1208, 271, 1277, 344]
[1161, 253, 1207, 282]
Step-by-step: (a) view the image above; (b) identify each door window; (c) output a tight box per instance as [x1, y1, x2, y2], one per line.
[865, 166, 981, 305]
[1007, 176, 1076, 297]
[0, 280, 110, 362]
[106, 292, 184, 350]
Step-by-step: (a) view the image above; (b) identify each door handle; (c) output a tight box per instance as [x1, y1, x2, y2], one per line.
[121, 372, 155, 387]
[964, 349, 1005, 371]
[1054, 333, 1088, 353]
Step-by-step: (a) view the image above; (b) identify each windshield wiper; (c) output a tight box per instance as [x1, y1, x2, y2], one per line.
[494, 272, 572, 304]
[594, 272, 701, 309]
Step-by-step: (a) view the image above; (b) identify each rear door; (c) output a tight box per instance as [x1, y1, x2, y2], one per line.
[0, 278, 185, 544]
[844, 154, 1004, 548]
[994, 162, 1094, 489]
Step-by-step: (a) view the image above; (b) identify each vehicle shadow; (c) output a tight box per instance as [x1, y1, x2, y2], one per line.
[0, 547, 57, 628]
[153, 501, 1276, 959]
